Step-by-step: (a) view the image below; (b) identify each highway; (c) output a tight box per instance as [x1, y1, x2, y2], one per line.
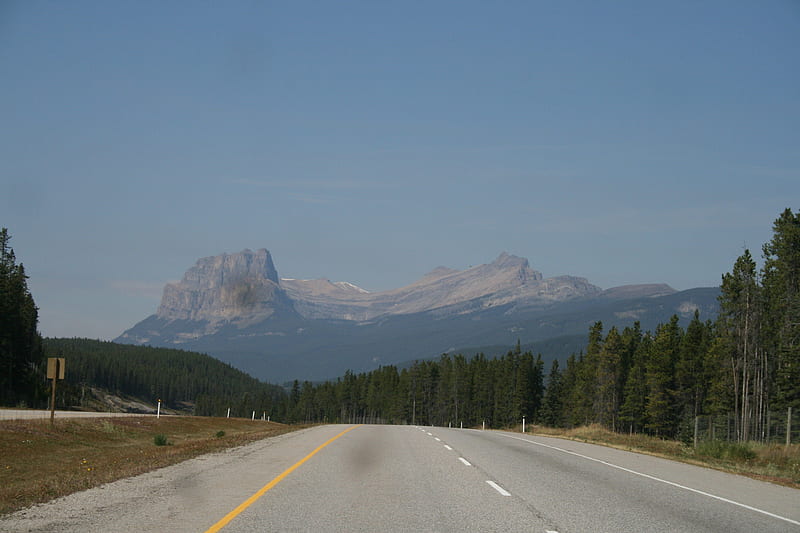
[2, 424, 798, 532]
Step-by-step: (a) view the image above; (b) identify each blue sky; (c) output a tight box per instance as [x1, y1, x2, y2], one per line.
[1, 1, 798, 340]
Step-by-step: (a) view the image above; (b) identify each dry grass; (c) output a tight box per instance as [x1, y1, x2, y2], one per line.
[0, 416, 302, 515]
[527, 423, 800, 489]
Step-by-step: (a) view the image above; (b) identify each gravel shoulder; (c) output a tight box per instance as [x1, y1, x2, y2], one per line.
[0, 425, 328, 533]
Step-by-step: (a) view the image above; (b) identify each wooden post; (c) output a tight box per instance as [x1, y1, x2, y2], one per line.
[788, 406, 793, 448]
[50, 362, 57, 425]
[47, 358, 65, 426]
[694, 415, 699, 449]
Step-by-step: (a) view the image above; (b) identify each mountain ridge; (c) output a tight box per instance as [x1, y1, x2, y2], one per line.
[116, 249, 715, 382]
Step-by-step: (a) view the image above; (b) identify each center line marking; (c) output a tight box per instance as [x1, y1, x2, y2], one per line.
[459, 457, 472, 466]
[444, 445, 453, 450]
[204, 425, 361, 532]
[486, 480, 511, 496]
[434, 437, 441, 441]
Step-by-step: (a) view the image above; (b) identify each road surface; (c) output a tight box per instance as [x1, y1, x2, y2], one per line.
[1, 424, 797, 532]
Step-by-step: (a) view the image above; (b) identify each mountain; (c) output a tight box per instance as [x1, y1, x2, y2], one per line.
[282, 252, 601, 321]
[116, 249, 719, 382]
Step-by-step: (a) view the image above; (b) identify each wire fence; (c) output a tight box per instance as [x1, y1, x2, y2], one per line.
[689, 407, 798, 445]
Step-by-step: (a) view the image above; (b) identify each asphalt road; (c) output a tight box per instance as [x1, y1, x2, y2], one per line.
[2, 424, 798, 532]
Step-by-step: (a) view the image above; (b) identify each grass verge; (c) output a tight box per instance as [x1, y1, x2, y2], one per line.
[527, 424, 800, 489]
[0, 416, 302, 516]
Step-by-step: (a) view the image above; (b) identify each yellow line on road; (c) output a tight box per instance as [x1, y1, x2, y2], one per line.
[204, 425, 362, 532]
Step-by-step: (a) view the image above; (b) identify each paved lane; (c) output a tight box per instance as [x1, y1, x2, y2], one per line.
[2, 424, 797, 532]
[216, 425, 551, 532]
[213, 425, 798, 533]
[434, 428, 799, 533]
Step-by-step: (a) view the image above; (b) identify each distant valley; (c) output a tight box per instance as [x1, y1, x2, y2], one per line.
[116, 249, 719, 382]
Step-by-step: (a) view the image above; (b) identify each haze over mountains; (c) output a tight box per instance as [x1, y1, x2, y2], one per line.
[116, 249, 719, 383]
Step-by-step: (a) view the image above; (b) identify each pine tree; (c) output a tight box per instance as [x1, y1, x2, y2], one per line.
[595, 326, 623, 430]
[618, 322, 642, 407]
[645, 316, 682, 437]
[570, 322, 603, 425]
[0, 228, 45, 407]
[540, 359, 564, 427]
[762, 208, 800, 410]
[619, 333, 651, 434]
[676, 311, 710, 420]
[560, 353, 582, 428]
[719, 250, 765, 440]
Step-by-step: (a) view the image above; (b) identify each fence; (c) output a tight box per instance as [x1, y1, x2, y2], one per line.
[689, 407, 798, 445]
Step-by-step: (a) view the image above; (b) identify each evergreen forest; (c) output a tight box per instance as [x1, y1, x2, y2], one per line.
[41, 338, 287, 418]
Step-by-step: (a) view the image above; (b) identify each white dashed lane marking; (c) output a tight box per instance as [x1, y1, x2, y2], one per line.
[486, 480, 511, 496]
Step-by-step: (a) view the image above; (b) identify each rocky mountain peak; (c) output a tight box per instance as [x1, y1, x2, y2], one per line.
[156, 248, 292, 324]
[485, 252, 543, 284]
[490, 251, 524, 267]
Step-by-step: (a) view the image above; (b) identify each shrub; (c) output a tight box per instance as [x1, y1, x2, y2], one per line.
[153, 434, 168, 446]
[696, 440, 756, 462]
[215, 430, 225, 438]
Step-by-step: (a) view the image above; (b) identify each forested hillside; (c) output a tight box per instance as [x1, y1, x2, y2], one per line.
[42, 338, 287, 418]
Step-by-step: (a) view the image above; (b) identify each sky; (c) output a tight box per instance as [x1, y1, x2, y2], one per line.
[1, 1, 798, 340]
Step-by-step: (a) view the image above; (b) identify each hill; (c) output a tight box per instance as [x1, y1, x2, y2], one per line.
[42, 338, 287, 418]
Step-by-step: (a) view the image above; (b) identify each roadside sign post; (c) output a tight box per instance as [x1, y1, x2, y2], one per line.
[47, 357, 65, 425]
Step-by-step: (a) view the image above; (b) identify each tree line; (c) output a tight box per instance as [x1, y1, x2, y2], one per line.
[282, 346, 544, 426]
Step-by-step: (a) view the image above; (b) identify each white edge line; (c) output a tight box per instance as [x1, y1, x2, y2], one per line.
[499, 433, 800, 527]
[486, 480, 511, 496]
[459, 457, 472, 466]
